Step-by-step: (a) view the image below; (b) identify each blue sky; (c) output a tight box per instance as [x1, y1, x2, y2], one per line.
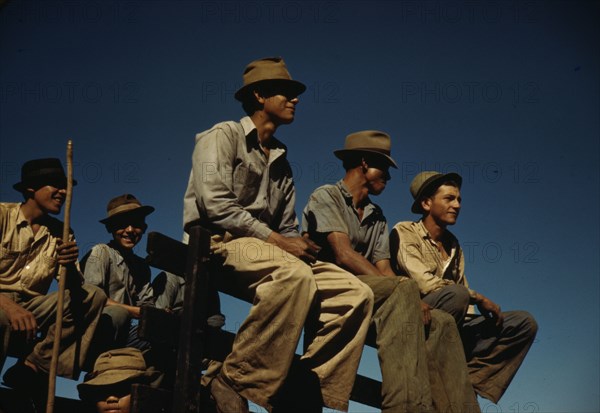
[1, 1, 598, 412]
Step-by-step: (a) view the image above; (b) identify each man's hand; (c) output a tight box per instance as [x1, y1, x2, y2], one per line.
[476, 294, 504, 327]
[0, 296, 38, 341]
[268, 233, 321, 263]
[420, 300, 432, 326]
[56, 238, 79, 266]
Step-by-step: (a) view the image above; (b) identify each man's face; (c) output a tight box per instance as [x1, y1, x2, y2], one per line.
[364, 158, 391, 196]
[95, 393, 131, 413]
[422, 184, 461, 226]
[31, 184, 66, 215]
[261, 91, 299, 125]
[110, 215, 146, 250]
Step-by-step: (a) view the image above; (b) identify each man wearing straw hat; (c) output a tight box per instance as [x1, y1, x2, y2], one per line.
[183, 57, 373, 413]
[0, 158, 107, 407]
[390, 171, 538, 403]
[302, 131, 480, 413]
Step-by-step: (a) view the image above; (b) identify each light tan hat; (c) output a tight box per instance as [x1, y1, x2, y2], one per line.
[234, 57, 306, 101]
[409, 171, 462, 213]
[334, 130, 398, 168]
[99, 193, 154, 225]
[77, 348, 160, 400]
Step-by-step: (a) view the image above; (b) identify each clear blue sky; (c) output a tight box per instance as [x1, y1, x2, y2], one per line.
[1, 1, 598, 412]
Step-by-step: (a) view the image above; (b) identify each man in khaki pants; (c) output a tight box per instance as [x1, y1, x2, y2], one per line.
[302, 131, 480, 413]
[182, 57, 373, 413]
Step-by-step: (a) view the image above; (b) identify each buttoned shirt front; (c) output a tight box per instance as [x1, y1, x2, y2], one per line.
[0, 202, 69, 296]
[81, 242, 153, 306]
[392, 220, 477, 300]
[302, 180, 390, 264]
[183, 117, 299, 240]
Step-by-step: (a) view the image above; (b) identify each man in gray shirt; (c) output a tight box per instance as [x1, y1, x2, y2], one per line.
[302, 131, 480, 413]
[182, 57, 373, 413]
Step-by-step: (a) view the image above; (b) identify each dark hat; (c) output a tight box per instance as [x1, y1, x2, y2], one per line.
[99, 194, 154, 225]
[410, 171, 462, 214]
[77, 348, 160, 401]
[234, 57, 306, 101]
[13, 158, 77, 192]
[334, 130, 398, 168]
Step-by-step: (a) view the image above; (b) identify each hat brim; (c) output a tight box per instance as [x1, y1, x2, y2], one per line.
[334, 149, 398, 169]
[234, 79, 306, 101]
[411, 172, 462, 214]
[99, 205, 155, 225]
[77, 369, 161, 401]
[13, 178, 78, 192]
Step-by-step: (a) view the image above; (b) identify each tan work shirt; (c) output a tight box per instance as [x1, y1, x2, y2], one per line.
[0, 202, 69, 296]
[391, 220, 477, 300]
[183, 116, 299, 240]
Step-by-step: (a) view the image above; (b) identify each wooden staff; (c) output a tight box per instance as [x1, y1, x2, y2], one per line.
[46, 140, 74, 413]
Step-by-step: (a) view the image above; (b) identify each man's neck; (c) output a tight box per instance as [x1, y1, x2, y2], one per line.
[20, 200, 45, 225]
[422, 215, 447, 243]
[343, 168, 370, 209]
[250, 112, 278, 147]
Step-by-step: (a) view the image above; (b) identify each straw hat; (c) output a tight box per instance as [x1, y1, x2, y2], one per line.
[99, 194, 154, 225]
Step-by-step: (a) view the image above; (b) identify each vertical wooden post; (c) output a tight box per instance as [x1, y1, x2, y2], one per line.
[172, 226, 211, 413]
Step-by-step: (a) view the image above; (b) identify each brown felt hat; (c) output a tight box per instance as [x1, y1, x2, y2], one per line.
[77, 348, 160, 400]
[334, 130, 398, 168]
[234, 57, 306, 101]
[13, 158, 77, 192]
[99, 193, 154, 225]
[410, 171, 462, 214]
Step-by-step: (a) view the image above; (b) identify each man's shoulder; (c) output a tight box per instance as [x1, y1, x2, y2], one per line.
[41, 215, 69, 238]
[0, 202, 19, 215]
[392, 221, 420, 236]
[308, 183, 345, 204]
[195, 120, 244, 141]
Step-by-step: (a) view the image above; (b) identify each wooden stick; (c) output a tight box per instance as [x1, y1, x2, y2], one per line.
[46, 140, 73, 413]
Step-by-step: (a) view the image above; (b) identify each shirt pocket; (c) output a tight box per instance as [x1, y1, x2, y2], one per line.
[0, 246, 19, 275]
[233, 163, 263, 205]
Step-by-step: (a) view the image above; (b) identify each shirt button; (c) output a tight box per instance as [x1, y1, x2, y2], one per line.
[25, 265, 30, 270]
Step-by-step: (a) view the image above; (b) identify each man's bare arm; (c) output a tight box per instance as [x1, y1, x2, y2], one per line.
[0, 294, 37, 341]
[327, 232, 387, 276]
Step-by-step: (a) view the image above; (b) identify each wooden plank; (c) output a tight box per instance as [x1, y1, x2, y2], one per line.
[138, 306, 180, 347]
[145, 232, 188, 277]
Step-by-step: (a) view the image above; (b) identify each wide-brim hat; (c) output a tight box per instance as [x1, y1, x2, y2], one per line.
[234, 57, 306, 101]
[77, 348, 160, 401]
[410, 171, 462, 213]
[99, 193, 154, 225]
[13, 158, 77, 192]
[334, 130, 398, 168]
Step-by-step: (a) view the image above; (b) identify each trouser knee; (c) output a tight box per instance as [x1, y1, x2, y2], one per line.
[102, 305, 131, 330]
[427, 284, 470, 324]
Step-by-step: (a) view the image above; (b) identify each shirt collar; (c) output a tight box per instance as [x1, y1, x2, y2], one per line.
[240, 116, 286, 163]
[336, 180, 376, 221]
[15, 205, 29, 228]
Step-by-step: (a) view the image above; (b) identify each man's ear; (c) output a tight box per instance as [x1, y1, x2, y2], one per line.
[421, 197, 432, 213]
[361, 157, 369, 172]
[253, 90, 265, 104]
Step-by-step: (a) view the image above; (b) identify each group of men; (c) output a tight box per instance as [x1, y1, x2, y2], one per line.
[0, 56, 537, 413]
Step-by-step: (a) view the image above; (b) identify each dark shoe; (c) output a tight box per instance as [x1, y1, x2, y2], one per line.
[3, 361, 48, 413]
[210, 374, 249, 413]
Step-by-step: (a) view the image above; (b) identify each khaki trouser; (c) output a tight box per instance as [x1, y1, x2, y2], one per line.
[356, 276, 480, 413]
[0, 284, 106, 379]
[212, 237, 373, 412]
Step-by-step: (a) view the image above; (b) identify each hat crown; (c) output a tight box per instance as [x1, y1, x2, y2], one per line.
[410, 171, 442, 199]
[13, 157, 73, 191]
[344, 130, 392, 154]
[235, 57, 306, 101]
[100, 193, 154, 224]
[94, 348, 146, 376]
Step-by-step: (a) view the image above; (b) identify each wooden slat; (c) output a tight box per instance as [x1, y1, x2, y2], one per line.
[145, 232, 188, 277]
